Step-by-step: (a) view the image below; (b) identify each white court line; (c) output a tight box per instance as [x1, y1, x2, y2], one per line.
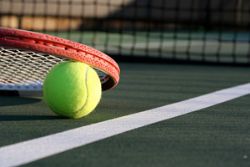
[0, 83, 250, 167]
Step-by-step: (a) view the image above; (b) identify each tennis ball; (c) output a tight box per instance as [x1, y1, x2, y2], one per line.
[43, 61, 102, 119]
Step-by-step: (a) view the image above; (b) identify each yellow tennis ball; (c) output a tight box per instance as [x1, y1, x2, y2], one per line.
[43, 61, 102, 119]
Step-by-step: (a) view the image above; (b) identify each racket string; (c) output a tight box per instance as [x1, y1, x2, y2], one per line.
[0, 47, 64, 90]
[0, 47, 108, 90]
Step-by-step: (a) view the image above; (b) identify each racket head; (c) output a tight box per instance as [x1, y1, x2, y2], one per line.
[0, 28, 120, 91]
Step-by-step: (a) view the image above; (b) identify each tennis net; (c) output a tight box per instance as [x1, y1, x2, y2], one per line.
[0, 0, 250, 65]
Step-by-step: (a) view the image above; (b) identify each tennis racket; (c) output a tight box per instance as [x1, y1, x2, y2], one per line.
[0, 27, 120, 95]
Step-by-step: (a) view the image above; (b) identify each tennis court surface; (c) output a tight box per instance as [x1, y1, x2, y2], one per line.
[0, 0, 250, 167]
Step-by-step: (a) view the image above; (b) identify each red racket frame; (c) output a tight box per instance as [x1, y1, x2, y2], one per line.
[0, 27, 120, 90]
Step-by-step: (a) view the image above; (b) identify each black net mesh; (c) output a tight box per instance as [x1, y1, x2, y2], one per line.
[1, 0, 250, 65]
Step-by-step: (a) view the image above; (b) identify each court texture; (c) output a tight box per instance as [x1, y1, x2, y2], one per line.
[0, 57, 249, 167]
[0, 0, 250, 166]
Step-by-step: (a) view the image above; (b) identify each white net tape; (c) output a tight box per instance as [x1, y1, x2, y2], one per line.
[0, 47, 107, 91]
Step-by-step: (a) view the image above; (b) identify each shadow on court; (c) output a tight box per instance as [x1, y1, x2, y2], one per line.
[0, 114, 63, 121]
[0, 96, 41, 107]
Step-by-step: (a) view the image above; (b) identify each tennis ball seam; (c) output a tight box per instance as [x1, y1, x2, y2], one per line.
[44, 61, 102, 119]
[75, 66, 89, 116]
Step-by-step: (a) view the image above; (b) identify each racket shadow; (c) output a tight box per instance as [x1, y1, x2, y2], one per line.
[0, 96, 41, 107]
[0, 114, 64, 121]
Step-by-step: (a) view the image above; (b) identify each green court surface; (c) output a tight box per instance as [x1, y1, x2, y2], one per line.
[0, 63, 250, 167]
